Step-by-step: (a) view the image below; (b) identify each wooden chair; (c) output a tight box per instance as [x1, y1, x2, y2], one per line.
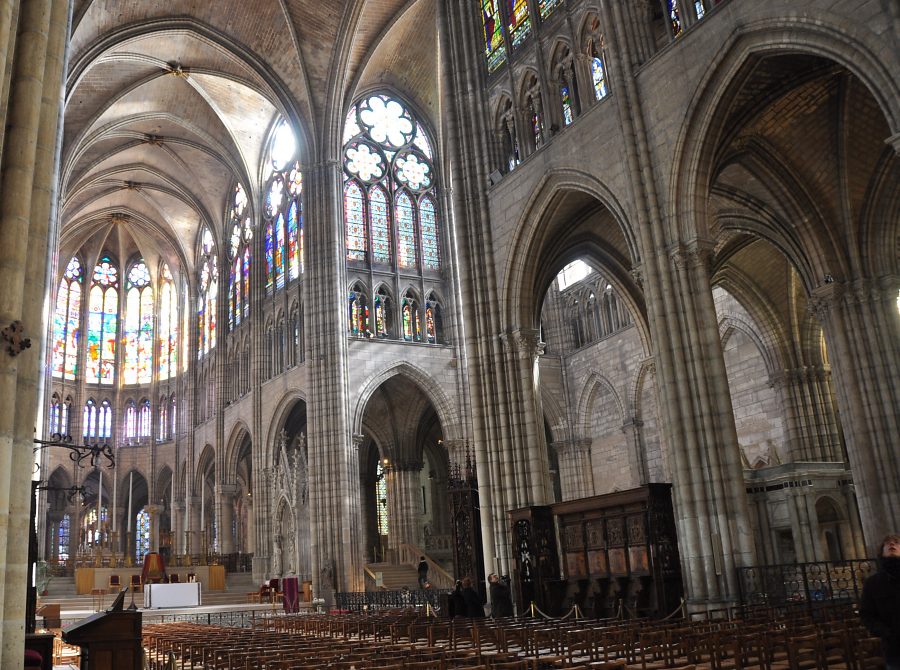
[130, 573, 143, 593]
[168, 573, 180, 583]
[108, 573, 121, 591]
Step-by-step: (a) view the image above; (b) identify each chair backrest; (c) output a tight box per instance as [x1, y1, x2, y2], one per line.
[130, 574, 142, 585]
[269, 578, 280, 591]
[169, 573, 179, 583]
[109, 574, 121, 587]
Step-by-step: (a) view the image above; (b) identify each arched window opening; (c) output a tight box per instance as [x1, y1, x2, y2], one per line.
[374, 287, 393, 338]
[135, 509, 150, 561]
[227, 183, 252, 330]
[124, 261, 153, 384]
[342, 94, 441, 274]
[51, 256, 82, 380]
[264, 120, 303, 294]
[49, 394, 61, 435]
[124, 400, 137, 440]
[158, 264, 178, 380]
[99, 400, 112, 439]
[666, 0, 683, 37]
[376, 461, 389, 536]
[198, 228, 218, 358]
[83, 506, 108, 548]
[138, 399, 151, 437]
[57, 513, 70, 561]
[61, 397, 72, 436]
[83, 399, 97, 438]
[425, 295, 444, 344]
[86, 256, 119, 385]
[401, 291, 422, 342]
[158, 396, 167, 442]
[169, 395, 177, 438]
[349, 285, 370, 336]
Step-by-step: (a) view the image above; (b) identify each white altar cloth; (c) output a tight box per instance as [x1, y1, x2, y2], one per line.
[143, 582, 201, 609]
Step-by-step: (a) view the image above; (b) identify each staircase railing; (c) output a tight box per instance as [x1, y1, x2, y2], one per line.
[398, 543, 454, 590]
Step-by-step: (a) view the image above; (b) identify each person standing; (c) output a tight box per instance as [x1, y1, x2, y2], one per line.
[489, 573, 513, 618]
[461, 576, 485, 618]
[417, 556, 429, 589]
[861, 534, 900, 670]
[450, 580, 466, 618]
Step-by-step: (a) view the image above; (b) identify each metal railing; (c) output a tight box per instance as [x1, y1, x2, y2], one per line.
[335, 589, 450, 612]
[737, 558, 877, 610]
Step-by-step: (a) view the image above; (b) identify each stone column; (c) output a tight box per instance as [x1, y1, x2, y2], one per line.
[621, 418, 648, 485]
[184, 496, 199, 557]
[772, 366, 842, 463]
[385, 460, 423, 553]
[809, 279, 900, 547]
[216, 484, 238, 554]
[144, 504, 163, 553]
[171, 502, 185, 555]
[554, 439, 594, 500]
[0, 0, 70, 663]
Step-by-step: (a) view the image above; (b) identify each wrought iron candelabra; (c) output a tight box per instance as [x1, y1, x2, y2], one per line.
[33, 433, 115, 468]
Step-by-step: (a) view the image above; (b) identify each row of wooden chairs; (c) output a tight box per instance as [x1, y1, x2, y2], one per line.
[142, 602, 886, 670]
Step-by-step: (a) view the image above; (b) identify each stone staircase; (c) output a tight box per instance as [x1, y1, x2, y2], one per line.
[365, 562, 420, 590]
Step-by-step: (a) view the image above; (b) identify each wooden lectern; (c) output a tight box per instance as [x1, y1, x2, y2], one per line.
[62, 590, 142, 670]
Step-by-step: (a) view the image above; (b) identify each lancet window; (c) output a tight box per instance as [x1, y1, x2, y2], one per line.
[51, 256, 83, 380]
[124, 261, 153, 385]
[86, 256, 119, 385]
[227, 183, 252, 329]
[158, 264, 178, 380]
[264, 120, 303, 294]
[197, 227, 218, 358]
[342, 94, 442, 274]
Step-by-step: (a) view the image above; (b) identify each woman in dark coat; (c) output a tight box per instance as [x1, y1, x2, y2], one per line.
[489, 573, 514, 618]
[450, 580, 466, 618]
[461, 576, 485, 618]
[861, 534, 900, 670]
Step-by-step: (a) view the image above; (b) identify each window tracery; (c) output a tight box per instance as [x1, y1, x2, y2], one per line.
[86, 256, 119, 385]
[51, 256, 82, 380]
[264, 120, 303, 294]
[227, 183, 252, 329]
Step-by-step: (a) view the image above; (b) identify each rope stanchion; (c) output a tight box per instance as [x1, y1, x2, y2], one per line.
[660, 597, 686, 621]
[615, 599, 624, 620]
[529, 601, 579, 621]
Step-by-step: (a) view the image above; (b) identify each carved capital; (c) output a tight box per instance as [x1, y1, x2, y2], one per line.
[351, 433, 366, 450]
[669, 240, 714, 274]
[501, 327, 545, 359]
[808, 283, 842, 322]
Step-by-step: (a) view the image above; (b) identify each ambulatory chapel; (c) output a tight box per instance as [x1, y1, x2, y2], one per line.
[0, 0, 897, 666]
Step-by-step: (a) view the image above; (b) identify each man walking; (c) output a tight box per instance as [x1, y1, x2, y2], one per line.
[417, 556, 428, 589]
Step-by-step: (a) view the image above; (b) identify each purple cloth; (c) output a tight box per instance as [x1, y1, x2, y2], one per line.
[282, 576, 300, 613]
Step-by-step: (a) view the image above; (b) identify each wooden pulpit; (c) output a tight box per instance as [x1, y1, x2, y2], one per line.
[62, 597, 141, 670]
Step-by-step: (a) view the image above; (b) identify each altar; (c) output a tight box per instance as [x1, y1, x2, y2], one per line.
[143, 582, 202, 609]
[74, 565, 225, 594]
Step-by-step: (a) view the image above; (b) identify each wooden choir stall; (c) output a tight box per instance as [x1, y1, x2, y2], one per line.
[62, 590, 142, 670]
[509, 483, 683, 618]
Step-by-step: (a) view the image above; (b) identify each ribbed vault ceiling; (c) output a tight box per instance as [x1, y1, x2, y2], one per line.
[62, 0, 440, 282]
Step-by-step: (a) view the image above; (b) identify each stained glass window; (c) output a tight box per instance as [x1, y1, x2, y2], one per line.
[51, 257, 83, 380]
[136, 509, 150, 561]
[396, 192, 417, 269]
[49, 394, 61, 434]
[86, 256, 118, 384]
[83, 507, 107, 548]
[198, 227, 218, 358]
[158, 396, 168, 441]
[401, 292, 422, 342]
[138, 399, 151, 437]
[426, 296, 443, 344]
[376, 461, 389, 535]
[591, 57, 608, 100]
[342, 95, 440, 274]
[263, 121, 303, 294]
[57, 513, 70, 561]
[374, 288, 391, 338]
[125, 400, 137, 439]
[99, 400, 112, 438]
[61, 397, 72, 436]
[694, 1, 705, 20]
[538, 0, 561, 20]
[480, 0, 507, 72]
[84, 399, 97, 437]
[348, 287, 369, 336]
[668, 0, 683, 37]
[170, 395, 177, 437]
[561, 86, 574, 125]
[123, 262, 153, 384]
[345, 181, 367, 261]
[227, 183, 252, 324]
[158, 264, 178, 380]
[370, 186, 392, 264]
[507, 0, 531, 47]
